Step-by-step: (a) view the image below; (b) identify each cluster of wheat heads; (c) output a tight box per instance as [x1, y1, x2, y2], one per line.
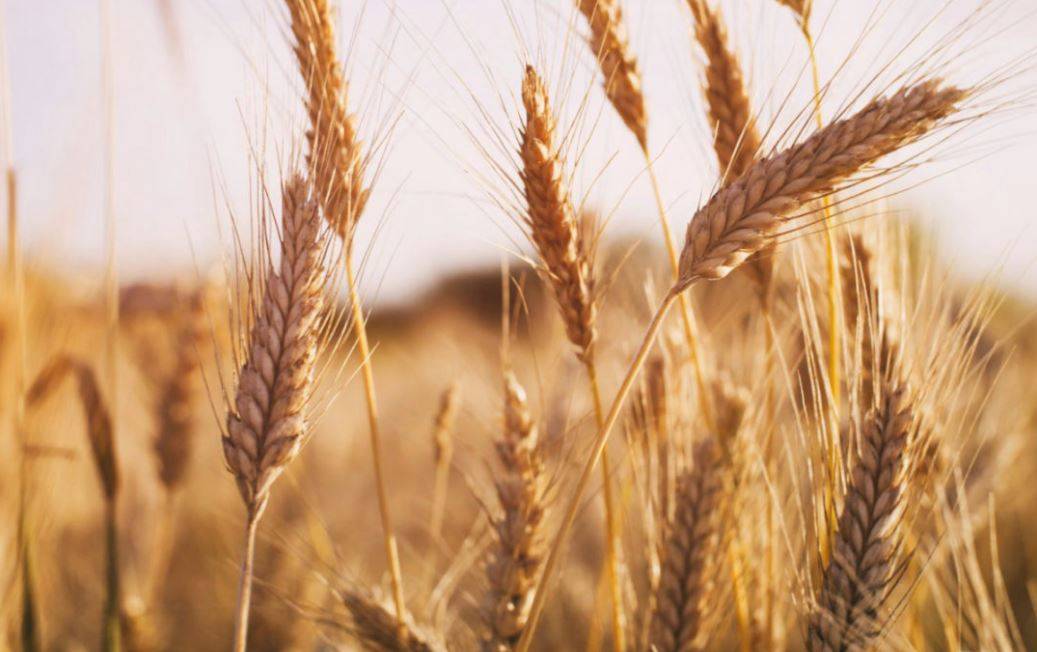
[3, 0, 1034, 650]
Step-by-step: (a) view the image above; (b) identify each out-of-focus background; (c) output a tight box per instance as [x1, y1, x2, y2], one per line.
[2, 0, 1036, 306]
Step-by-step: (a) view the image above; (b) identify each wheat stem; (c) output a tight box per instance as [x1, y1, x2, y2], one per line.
[346, 253, 407, 625]
[643, 152, 716, 432]
[516, 290, 678, 652]
[585, 358, 626, 651]
[231, 510, 260, 652]
[794, 14, 843, 566]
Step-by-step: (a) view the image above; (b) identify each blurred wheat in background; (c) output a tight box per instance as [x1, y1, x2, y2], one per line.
[2, 0, 1037, 650]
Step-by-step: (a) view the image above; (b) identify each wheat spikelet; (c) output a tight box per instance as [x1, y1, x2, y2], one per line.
[340, 588, 444, 652]
[649, 439, 724, 652]
[676, 80, 967, 290]
[222, 174, 325, 518]
[483, 370, 547, 651]
[154, 289, 205, 491]
[285, 0, 369, 241]
[808, 380, 914, 651]
[519, 65, 597, 361]
[576, 0, 648, 148]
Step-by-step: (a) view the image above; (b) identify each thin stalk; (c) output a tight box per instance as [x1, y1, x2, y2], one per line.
[642, 150, 715, 431]
[3, 3, 35, 643]
[231, 511, 260, 652]
[516, 291, 679, 652]
[585, 358, 626, 652]
[102, 500, 121, 652]
[344, 253, 406, 625]
[429, 449, 451, 547]
[800, 20, 842, 566]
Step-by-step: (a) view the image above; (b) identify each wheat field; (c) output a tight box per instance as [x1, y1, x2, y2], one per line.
[2, 0, 1037, 650]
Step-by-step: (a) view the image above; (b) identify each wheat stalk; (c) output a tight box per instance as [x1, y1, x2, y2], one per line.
[516, 79, 966, 652]
[283, 0, 407, 624]
[687, 0, 760, 181]
[222, 175, 326, 652]
[518, 64, 626, 649]
[676, 80, 967, 290]
[483, 370, 547, 651]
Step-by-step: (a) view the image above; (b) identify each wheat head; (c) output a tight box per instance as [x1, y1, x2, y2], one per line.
[676, 80, 966, 291]
[519, 65, 597, 362]
[222, 175, 326, 519]
[483, 370, 547, 650]
[649, 439, 724, 652]
[285, 0, 369, 242]
[576, 0, 648, 149]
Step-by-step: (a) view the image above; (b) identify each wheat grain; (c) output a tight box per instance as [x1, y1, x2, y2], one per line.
[676, 80, 967, 290]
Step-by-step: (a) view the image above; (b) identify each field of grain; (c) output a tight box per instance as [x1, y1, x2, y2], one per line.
[2, 0, 1037, 650]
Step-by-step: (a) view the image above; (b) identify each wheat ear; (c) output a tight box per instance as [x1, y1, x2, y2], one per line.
[28, 355, 121, 651]
[576, 0, 647, 148]
[340, 588, 445, 652]
[676, 80, 966, 290]
[648, 439, 724, 652]
[519, 65, 626, 649]
[285, 0, 368, 241]
[222, 175, 326, 652]
[686, 0, 776, 306]
[808, 380, 914, 651]
[284, 0, 406, 624]
[517, 79, 965, 652]
[483, 371, 547, 650]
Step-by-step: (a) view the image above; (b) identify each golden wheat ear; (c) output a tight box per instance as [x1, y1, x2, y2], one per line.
[676, 80, 968, 290]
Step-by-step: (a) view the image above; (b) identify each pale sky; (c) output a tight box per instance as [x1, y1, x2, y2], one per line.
[2, 0, 1036, 305]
